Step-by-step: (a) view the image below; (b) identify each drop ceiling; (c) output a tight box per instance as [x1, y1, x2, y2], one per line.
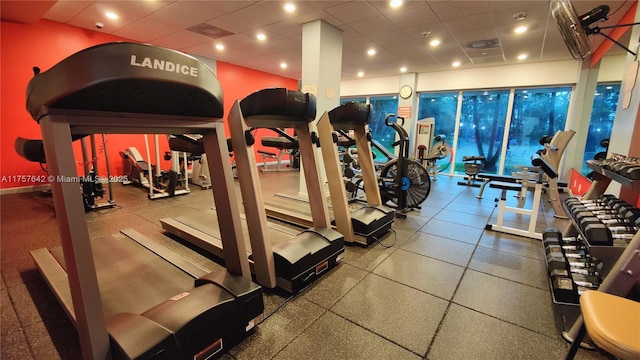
[2, 0, 636, 80]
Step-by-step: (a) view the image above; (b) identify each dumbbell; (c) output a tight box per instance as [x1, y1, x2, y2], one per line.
[575, 208, 640, 227]
[616, 163, 640, 179]
[569, 265, 599, 276]
[564, 196, 623, 210]
[571, 273, 600, 289]
[580, 223, 636, 246]
[576, 198, 629, 211]
[563, 248, 589, 259]
[543, 228, 563, 246]
[574, 203, 637, 216]
[549, 270, 579, 304]
[577, 208, 640, 228]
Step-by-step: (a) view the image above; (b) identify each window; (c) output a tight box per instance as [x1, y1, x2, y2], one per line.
[338, 95, 399, 161]
[505, 87, 571, 175]
[582, 83, 620, 175]
[416, 92, 458, 152]
[340, 97, 366, 105]
[368, 95, 399, 160]
[457, 90, 510, 174]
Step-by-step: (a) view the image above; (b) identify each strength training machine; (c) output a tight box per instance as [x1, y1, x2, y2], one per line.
[15, 134, 117, 212]
[25, 42, 263, 360]
[257, 128, 300, 173]
[120, 134, 191, 199]
[414, 117, 453, 181]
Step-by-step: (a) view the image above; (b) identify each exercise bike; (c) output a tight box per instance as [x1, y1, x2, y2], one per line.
[340, 114, 431, 218]
[377, 114, 431, 217]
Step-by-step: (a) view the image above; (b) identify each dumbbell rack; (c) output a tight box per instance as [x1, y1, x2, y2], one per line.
[544, 160, 640, 337]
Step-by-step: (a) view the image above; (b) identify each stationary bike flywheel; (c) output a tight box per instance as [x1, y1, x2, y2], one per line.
[379, 159, 431, 207]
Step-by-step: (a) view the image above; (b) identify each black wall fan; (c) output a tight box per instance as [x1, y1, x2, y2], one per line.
[551, 0, 639, 60]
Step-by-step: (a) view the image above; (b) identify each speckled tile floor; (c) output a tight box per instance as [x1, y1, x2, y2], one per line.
[1, 171, 610, 360]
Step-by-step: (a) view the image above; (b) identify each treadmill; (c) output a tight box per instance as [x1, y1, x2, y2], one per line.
[316, 102, 395, 246]
[24, 42, 263, 360]
[162, 88, 345, 293]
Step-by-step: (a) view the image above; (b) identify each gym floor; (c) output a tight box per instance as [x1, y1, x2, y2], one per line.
[1, 170, 609, 360]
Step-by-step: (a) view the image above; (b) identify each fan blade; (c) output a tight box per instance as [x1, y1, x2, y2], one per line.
[550, 0, 592, 60]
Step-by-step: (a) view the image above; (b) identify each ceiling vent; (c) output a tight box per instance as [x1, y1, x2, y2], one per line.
[464, 38, 501, 50]
[463, 39, 505, 65]
[186, 23, 234, 39]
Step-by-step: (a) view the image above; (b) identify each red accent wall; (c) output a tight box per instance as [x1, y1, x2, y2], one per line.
[569, 169, 591, 197]
[1, 19, 297, 189]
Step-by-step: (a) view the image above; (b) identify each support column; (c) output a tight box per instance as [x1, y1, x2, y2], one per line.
[299, 20, 342, 196]
[398, 72, 418, 157]
[563, 60, 599, 180]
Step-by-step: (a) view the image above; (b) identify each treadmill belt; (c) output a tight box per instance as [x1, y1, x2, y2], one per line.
[50, 232, 195, 317]
[166, 209, 299, 252]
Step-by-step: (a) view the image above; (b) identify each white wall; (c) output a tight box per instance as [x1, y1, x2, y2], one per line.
[339, 55, 626, 97]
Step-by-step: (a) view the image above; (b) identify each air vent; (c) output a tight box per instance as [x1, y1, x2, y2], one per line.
[464, 38, 500, 49]
[186, 23, 234, 39]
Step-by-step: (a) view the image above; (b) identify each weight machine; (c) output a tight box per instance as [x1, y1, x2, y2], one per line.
[15, 134, 116, 212]
[414, 117, 452, 181]
[120, 134, 191, 199]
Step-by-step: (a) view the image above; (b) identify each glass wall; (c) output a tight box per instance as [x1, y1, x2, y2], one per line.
[368, 95, 399, 157]
[582, 83, 621, 175]
[417, 86, 573, 176]
[457, 90, 510, 174]
[504, 87, 571, 175]
[416, 92, 458, 150]
[342, 82, 619, 177]
[339, 95, 398, 161]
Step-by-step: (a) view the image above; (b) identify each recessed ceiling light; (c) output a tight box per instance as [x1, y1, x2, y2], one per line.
[452, 61, 461, 67]
[280, 62, 288, 69]
[256, 33, 267, 41]
[284, 3, 296, 13]
[606, 86, 613, 89]
[400, 66, 407, 73]
[430, 39, 441, 47]
[367, 48, 376, 56]
[215, 44, 224, 50]
[514, 26, 527, 34]
[105, 11, 118, 20]
[390, 0, 403, 9]
[517, 53, 528, 60]
[357, 71, 364, 77]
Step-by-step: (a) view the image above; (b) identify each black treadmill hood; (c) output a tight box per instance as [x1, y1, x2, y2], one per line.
[26, 42, 224, 121]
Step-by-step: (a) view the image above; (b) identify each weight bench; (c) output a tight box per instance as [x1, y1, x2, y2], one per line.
[485, 154, 559, 240]
[477, 167, 567, 219]
[458, 155, 485, 187]
[258, 129, 299, 173]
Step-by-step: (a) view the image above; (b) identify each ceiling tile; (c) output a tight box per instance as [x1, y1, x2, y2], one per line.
[143, 2, 225, 28]
[42, 0, 93, 23]
[112, 18, 181, 42]
[443, 12, 496, 34]
[323, 2, 381, 24]
[384, 4, 440, 29]
[349, 16, 397, 36]
[429, 1, 490, 21]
